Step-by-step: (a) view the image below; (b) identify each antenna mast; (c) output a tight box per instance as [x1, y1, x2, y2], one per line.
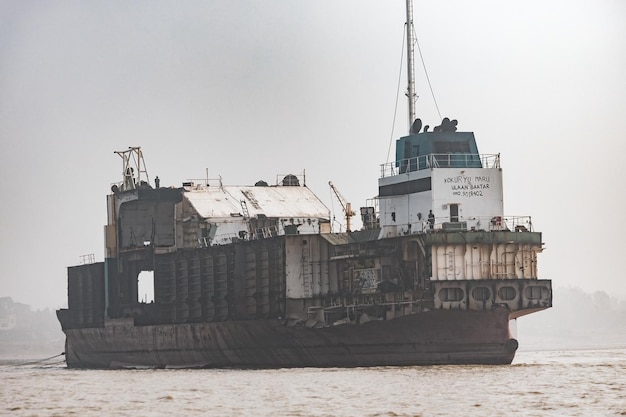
[405, 0, 416, 133]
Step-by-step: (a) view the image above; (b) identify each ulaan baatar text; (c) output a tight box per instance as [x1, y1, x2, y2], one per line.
[444, 175, 490, 197]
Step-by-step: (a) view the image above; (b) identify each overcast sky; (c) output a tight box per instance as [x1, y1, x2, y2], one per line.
[1, 0, 625, 310]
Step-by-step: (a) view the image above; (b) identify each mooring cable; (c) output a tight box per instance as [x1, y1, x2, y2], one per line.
[2, 352, 65, 367]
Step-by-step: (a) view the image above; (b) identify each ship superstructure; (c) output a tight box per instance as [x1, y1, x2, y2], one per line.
[377, 119, 548, 318]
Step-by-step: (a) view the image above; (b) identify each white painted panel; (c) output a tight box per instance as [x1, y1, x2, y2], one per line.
[454, 245, 465, 280]
[446, 246, 455, 280]
[431, 245, 440, 280]
[518, 244, 539, 279]
[434, 246, 448, 280]
[431, 168, 503, 225]
[481, 246, 491, 278]
[284, 236, 327, 299]
[465, 244, 483, 280]
[285, 237, 306, 299]
[433, 245, 469, 280]
[434, 242, 542, 282]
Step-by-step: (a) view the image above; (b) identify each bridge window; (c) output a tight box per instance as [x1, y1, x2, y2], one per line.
[498, 286, 517, 301]
[438, 287, 464, 302]
[433, 140, 470, 153]
[472, 287, 491, 301]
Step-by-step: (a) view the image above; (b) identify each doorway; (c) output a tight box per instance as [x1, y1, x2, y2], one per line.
[137, 271, 154, 303]
[450, 204, 459, 222]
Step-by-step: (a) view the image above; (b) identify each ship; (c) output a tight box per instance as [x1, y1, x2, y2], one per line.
[56, 1, 552, 369]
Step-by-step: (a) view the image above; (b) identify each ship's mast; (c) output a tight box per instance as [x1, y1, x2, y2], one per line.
[115, 146, 149, 191]
[405, 0, 416, 133]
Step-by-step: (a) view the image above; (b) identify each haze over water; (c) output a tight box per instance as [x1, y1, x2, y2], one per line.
[2, 348, 625, 416]
[1, 1, 624, 415]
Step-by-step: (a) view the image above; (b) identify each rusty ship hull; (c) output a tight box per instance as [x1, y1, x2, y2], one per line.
[62, 308, 516, 369]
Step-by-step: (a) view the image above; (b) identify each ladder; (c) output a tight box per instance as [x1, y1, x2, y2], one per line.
[240, 200, 250, 220]
[240, 200, 252, 239]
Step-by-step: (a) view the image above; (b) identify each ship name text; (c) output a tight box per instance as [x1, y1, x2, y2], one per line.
[444, 175, 491, 197]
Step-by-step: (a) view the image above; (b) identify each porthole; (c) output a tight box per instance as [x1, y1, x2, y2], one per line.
[472, 286, 491, 301]
[438, 287, 465, 302]
[525, 286, 548, 300]
[498, 286, 517, 301]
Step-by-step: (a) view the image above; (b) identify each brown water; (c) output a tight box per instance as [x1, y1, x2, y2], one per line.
[2, 349, 625, 417]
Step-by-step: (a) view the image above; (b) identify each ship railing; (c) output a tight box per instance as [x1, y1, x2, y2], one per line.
[407, 215, 534, 233]
[210, 232, 243, 245]
[79, 253, 96, 264]
[253, 225, 279, 239]
[468, 215, 533, 233]
[380, 153, 500, 178]
[199, 225, 282, 247]
[499, 215, 534, 233]
[182, 177, 224, 188]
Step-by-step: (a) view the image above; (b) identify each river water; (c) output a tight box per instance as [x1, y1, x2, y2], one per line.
[1, 348, 625, 417]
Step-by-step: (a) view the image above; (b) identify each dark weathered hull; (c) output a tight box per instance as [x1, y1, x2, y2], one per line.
[62, 307, 517, 369]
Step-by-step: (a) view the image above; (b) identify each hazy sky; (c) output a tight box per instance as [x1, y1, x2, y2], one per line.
[1, 0, 624, 309]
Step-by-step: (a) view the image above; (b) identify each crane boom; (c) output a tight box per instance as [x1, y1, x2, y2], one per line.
[329, 181, 356, 232]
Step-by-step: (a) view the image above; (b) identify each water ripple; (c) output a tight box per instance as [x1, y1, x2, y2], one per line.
[1, 349, 625, 416]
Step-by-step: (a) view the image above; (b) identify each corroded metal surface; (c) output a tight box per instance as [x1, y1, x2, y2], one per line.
[63, 308, 516, 369]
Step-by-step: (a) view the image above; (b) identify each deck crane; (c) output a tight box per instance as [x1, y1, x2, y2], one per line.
[328, 181, 356, 232]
